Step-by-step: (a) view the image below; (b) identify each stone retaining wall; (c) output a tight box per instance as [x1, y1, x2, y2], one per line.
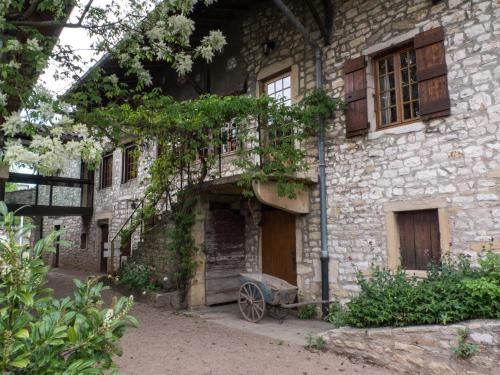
[321, 320, 500, 375]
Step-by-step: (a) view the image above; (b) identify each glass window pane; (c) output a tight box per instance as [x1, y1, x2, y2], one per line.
[391, 107, 397, 123]
[400, 51, 407, 67]
[380, 93, 389, 109]
[379, 76, 387, 92]
[283, 87, 291, 100]
[388, 73, 395, 89]
[378, 60, 386, 75]
[413, 101, 420, 117]
[276, 79, 283, 91]
[403, 85, 410, 102]
[409, 49, 416, 65]
[387, 56, 394, 73]
[381, 109, 388, 125]
[390, 90, 396, 106]
[266, 83, 274, 95]
[403, 103, 411, 120]
[401, 69, 409, 85]
[283, 76, 291, 88]
[410, 66, 417, 83]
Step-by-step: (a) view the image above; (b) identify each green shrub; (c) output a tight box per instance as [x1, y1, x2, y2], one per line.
[0, 203, 137, 373]
[339, 253, 499, 328]
[297, 304, 317, 320]
[117, 261, 159, 292]
[451, 328, 479, 358]
[325, 301, 348, 328]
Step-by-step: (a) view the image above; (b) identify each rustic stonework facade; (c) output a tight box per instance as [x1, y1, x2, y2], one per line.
[40, 0, 499, 305]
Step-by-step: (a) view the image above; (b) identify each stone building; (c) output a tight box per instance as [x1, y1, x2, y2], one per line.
[36, 0, 499, 307]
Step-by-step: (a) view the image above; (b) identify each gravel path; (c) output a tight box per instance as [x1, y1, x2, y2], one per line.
[47, 269, 395, 375]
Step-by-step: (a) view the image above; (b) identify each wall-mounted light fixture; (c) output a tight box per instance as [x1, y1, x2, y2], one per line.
[262, 39, 276, 55]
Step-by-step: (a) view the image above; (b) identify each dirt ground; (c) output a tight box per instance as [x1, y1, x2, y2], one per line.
[47, 269, 396, 375]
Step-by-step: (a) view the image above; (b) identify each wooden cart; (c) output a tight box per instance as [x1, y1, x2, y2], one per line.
[238, 273, 309, 323]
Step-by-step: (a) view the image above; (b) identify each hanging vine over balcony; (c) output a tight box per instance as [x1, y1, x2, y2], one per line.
[78, 89, 344, 296]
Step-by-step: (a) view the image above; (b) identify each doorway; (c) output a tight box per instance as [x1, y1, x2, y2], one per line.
[99, 221, 109, 273]
[52, 225, 61, 268]
[261, 208, 297, 285]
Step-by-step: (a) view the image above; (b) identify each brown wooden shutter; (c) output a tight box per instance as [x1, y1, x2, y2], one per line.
[414, 27, 450, 120]
[343, 56, 368, 138]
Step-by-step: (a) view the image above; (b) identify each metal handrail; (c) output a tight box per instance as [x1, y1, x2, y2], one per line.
[108, 193, 148, 274]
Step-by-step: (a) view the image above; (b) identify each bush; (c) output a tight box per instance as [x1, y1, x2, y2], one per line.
[325, 301, 348, 328]
[297, 304, 317, 320]
[0, 203, 137, 373]
[339, 253, 499, 328]
[117, 262, 159, 292]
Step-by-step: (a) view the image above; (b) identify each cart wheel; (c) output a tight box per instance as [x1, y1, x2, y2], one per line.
[268, 305, 290, 322]
[239, 281, 266, 323]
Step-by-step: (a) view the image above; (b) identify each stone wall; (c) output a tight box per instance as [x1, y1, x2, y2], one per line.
[320, 0, 500, 299]
[321, 320, 500, 375]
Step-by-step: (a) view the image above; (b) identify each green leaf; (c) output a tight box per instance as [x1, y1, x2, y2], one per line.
[67, 326, 78, 343]
[18, 292, 34, 307]
[10, 358, 30, 368]
[14, 328, 29, 339]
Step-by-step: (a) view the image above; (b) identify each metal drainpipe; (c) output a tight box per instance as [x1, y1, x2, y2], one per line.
[271, 0, 330, 315]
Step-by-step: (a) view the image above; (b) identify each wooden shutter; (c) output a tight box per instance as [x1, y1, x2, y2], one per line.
[397, 209, 441, 271]
[344, 56, 368, 138]
[414, 27, 450, 120]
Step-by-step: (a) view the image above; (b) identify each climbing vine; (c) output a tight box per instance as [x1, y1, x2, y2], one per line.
[79, 89, 344, 297]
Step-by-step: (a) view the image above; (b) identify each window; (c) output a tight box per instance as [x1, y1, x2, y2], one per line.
[396, 209, 440, 271]
[219, 122, 238, 154]
[100, 153, 113, 189]
[263, 71, 292, 145]
[122, 143, 138, 183]
[80, 233, 87, 249]
[374, 46, 420, 129]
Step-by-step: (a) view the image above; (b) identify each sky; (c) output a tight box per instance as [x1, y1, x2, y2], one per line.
[38, 0, 112, 95]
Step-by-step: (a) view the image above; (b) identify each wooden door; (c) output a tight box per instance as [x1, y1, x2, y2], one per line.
[261, 209, 297, 285]
[100, 224, 109, 273]
[397, 209, 440, 270]
[205, 207, 246, 305]
[52, 225, 61, 268]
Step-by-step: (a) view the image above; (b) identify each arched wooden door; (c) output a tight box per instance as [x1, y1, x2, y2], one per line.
[261, 208, 297, 285]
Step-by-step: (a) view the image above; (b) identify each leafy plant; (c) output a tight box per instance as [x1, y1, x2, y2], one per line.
[335, 252, 500, 328]
[0, 202, 137, 373]
[325, 301, 348, 328]
[117, 261, 159, 293]
[297, 304, 317, 320]
[304, 333, 327, 351]
[451, 328, 479, 358]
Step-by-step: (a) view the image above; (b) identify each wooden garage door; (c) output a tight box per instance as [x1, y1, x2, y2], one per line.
[205, 207, 246, 305]
[262, 209, 297, 285]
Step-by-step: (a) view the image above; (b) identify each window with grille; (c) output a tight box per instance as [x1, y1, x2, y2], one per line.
[100, 153, 113, 189]
[219, 121, 238, 154]
[263, 71, 292, 145]
[374, 46, 420, 129]
[122, 143, 138, 183]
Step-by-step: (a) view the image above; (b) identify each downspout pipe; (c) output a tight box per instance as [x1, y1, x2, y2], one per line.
[271, 0, 330, 315]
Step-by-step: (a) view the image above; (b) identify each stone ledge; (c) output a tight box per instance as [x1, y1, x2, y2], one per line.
[320, 320, 500, 375]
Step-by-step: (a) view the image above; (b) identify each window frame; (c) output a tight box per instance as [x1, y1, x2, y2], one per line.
[100, 153, 113, 189]
[373, 44, 420, 130]
[122, 143, 138, 184]
[384, 200, 451, 278]
[260, 69, 294, 147]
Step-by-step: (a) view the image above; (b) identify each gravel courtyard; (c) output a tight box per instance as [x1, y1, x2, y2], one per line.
[47, 269, 395, 375]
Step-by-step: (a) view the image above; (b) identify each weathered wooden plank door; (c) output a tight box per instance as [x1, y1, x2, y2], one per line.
[261, 209, 297, 285]
[205, 207, 246, 305]
[397, 209, 440, 270]
[100, 223, 109, 273]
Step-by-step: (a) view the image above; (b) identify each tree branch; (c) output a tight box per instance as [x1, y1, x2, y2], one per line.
[77, 0, 95, 25]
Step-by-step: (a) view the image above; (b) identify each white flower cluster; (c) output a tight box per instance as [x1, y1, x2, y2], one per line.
[103, 308, 114, 328]
[195, 30, 226, 63]
[2, 95, 104, 175]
